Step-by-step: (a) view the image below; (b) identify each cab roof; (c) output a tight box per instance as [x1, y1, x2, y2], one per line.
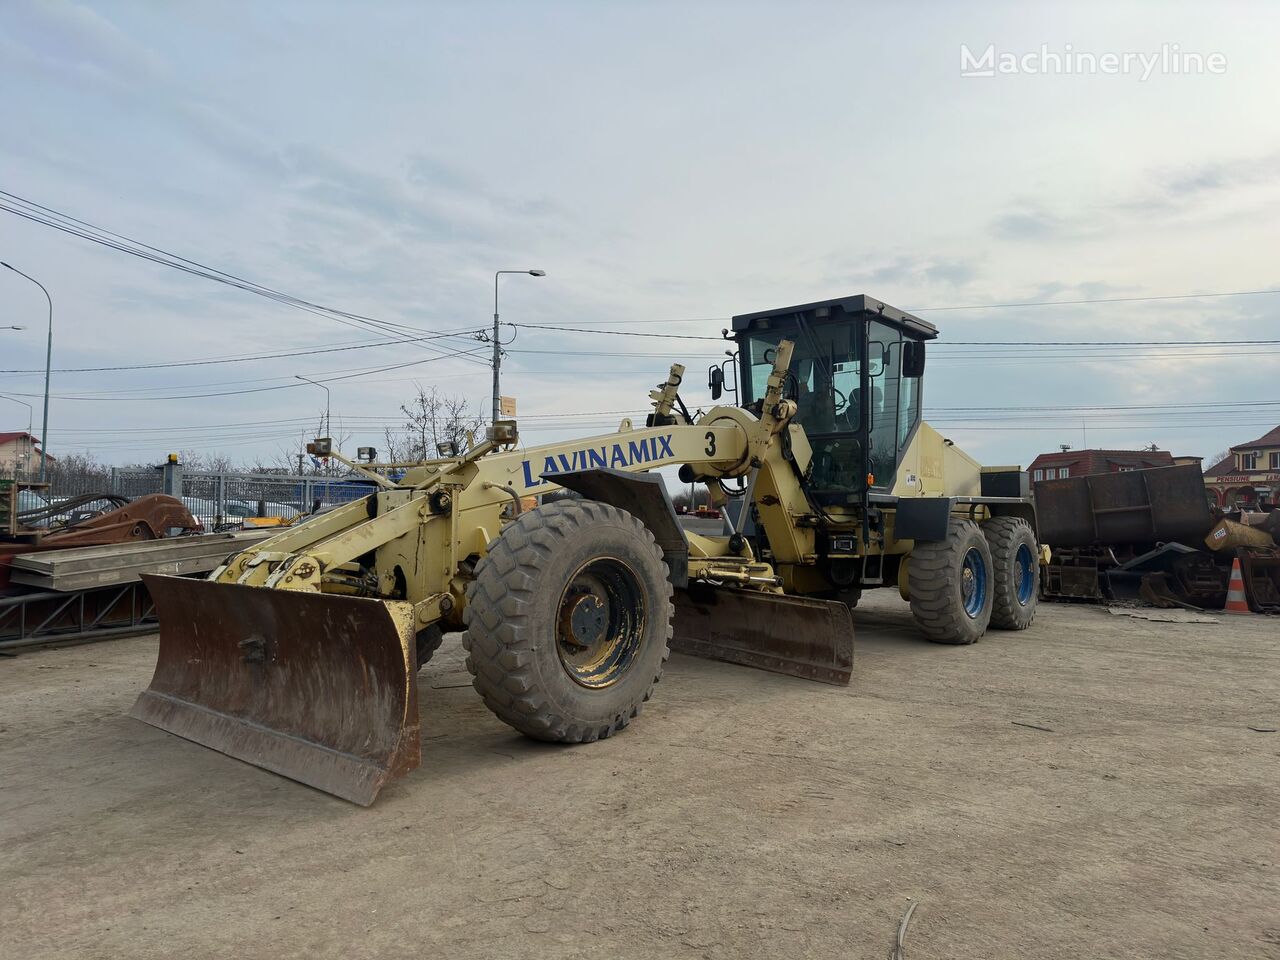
[731, 294, 938, 341]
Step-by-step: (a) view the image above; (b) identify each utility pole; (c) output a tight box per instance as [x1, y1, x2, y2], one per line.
[491, 269, 546, 422]
[1, 263, 53, 481]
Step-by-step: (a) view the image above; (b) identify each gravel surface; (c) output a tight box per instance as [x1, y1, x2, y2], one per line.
[2, 592, 1277, 959]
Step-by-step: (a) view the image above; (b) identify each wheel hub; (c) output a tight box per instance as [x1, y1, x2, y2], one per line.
[961, 546, 987, 618]
[1015, 543, 1035, 605]
[555, 557, 646, 689]
[559, 593, 607, 648]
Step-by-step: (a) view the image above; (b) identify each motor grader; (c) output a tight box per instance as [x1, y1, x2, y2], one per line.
[134, 294, 1039, 804]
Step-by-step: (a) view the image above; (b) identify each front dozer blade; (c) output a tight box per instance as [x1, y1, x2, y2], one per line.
[131, 575, 420, 806]
[671, 587, 854, 685]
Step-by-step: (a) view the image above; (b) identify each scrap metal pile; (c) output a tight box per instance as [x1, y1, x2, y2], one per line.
[0, 489, 253, 651]
[1037, 463, 1280, 613]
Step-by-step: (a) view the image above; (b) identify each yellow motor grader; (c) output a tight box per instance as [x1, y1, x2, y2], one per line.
[133, 295, 1039, 804]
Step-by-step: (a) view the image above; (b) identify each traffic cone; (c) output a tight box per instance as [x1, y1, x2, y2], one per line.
[1223, 557, 1252, 615]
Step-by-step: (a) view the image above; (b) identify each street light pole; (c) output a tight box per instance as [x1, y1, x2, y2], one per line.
[492, 269, 546, 423]
[0, 393, 34, 433]
[294, 375, 331, 437]
[1, 263, 53, 481]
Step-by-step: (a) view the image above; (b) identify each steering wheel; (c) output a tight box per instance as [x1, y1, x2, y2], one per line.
[832, 386, 850, 416]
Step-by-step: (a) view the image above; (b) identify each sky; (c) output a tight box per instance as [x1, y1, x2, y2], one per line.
[1, 0, 1278, 474]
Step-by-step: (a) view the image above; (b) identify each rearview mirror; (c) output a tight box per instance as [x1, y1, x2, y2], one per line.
[903, 340, 926, 378]
[709, 366, 724, 400]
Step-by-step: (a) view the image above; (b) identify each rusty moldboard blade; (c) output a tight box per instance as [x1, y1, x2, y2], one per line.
[671, 587, 854, 685]
[132, 574, 419, 806]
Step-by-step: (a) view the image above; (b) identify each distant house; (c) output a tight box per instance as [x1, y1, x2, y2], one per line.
[1202, 424, 1280, 508]
[0, 432, 52, 474]
[1026, 448, 1176, 487]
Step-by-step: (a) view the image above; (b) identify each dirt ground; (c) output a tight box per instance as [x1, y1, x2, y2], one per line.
[2, 592, 1277, 960]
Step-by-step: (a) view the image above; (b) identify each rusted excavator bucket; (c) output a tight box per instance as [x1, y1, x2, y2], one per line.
[672, 587, 854, 684]
[132, 575, 420, 805]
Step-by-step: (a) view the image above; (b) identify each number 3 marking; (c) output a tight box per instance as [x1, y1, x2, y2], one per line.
[704, 431, 717, 456]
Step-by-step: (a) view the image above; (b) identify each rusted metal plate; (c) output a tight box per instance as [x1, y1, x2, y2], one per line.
[1036, 464, 1213, 549]
[1205, 518, 1276, 552]
[132, 575, 419, 806]
[37, 494, 202, 547]
[672, 587, 853, 685]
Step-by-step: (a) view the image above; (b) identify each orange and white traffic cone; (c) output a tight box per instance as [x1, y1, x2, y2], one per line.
[1223, 557, 1252, 615]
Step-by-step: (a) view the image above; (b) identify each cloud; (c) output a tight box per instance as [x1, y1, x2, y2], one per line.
[999, 151, 1280, 234]
[2, 4, 1276, 472]
[1163, 152, 1280, 197]
[11, 0, 166, 81]
[824, 254, 981, 292]
[405, 154, 483, 195]
[989, 204, 1083, 242]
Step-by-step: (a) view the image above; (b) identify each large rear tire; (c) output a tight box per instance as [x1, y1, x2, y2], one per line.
[462, 500, 673, 742]
[983, 516, 1039, 630]
[908, 519, 993, 644]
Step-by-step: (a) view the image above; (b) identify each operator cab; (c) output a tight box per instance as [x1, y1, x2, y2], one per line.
[714, 295, 936, 506]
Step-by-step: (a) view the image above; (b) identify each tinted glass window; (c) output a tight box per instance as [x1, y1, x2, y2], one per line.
[867, 321, 902, 487]
[744, 323, 861, 435]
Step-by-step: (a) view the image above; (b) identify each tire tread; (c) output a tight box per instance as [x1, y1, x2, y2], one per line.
[462, 500, 673, 742]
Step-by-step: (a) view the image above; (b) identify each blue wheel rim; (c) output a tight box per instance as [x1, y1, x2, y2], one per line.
[1014, 543, 1035, 605]
[961, 547, 987, 618]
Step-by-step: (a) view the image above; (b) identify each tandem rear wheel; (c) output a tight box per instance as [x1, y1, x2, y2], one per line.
[908, 519, 994, 644]
[982, 516, 1039, 630]
[907, 516, 1039, 643]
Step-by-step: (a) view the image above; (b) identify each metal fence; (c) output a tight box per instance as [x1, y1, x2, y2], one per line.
[3, 464, 376, 531]
[174, 470, 374, 529]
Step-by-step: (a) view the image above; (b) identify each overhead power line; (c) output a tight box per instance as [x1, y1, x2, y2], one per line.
[0, 328, 484, 375]
[510, 322, 1279, 348]
[512, 285, 1280, 326]
[936, 343, 1280, 350]
[2, 349, 489, 402]
[43, 398, 1280, 433]
[0, 189, 487, 366]
[932, 399, 1280, 413]
[513, 322, 723, 341]
[910, 288, 1280, 311]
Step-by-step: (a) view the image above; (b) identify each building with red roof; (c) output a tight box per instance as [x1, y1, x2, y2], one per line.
[0, 431, 52, 475]
[1202, 424, 1280, 508]
[1026, 447, 1177, 488]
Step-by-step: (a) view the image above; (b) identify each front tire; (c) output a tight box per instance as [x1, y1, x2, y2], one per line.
[983, 516, 1039, 630]
[908, 519, 994, 644]
[415, 625, 445, 670]
[462, 500, 673, 742]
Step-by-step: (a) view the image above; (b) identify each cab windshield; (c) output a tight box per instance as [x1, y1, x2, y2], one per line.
[741, 318, 920, 498]
[745, 323, 870, 435]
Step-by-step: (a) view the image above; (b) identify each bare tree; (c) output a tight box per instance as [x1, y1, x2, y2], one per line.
[176, 450, 237, 472]
[384, 385, 486, 461]
[40, 451, 113, 497]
